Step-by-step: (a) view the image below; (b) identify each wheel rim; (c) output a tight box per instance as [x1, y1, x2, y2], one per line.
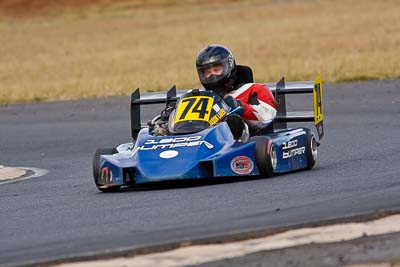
[311, 136, 318, 161]
[270, 144, 277, 171]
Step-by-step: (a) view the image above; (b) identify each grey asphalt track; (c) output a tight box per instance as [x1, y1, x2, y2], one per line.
[0, 79, 399, 267]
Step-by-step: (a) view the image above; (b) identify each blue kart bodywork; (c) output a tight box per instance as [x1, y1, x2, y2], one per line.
[94, 77, 324, 190]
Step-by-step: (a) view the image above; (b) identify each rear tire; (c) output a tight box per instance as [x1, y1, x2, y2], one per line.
[92, 147, 120, 192]
[305, 129, 318, 170]
[249, 136, 276, 178]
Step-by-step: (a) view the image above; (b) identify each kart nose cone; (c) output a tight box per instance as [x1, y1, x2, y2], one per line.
[135, 151, 208, 182]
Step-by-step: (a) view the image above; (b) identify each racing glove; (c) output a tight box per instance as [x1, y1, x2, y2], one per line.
[224, 95, 244, 115]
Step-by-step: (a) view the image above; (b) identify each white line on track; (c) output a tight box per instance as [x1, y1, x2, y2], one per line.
[0, 167, 49, 185]
[54, 214, 400, 267]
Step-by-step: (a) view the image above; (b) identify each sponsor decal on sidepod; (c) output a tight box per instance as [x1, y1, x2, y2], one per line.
[282, 139, 305, 159]
[230, 156, 254, 174]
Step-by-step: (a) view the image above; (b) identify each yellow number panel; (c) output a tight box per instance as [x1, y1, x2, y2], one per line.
[175, 96, 214, 123]
[313, 76, 324, 125]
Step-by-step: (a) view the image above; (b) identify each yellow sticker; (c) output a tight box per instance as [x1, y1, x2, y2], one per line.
[209, 108, 227, 125]
[175, 96, 214, 123]
[313, 76, 324, 125]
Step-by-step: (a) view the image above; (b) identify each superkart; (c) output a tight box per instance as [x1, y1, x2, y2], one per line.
[92, 77, 324, 192]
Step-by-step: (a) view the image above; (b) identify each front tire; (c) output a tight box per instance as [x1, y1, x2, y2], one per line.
[92, 147, 120, 192]
[249, 136, 276, 178]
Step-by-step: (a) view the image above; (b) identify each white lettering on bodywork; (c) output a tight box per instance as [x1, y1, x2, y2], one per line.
[139, 136, 214, 150]
[283, 147, 305, 159]
[282, 139, 305, 159]
[282, 140, 298, 150]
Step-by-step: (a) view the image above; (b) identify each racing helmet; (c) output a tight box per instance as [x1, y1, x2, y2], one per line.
[196, 44, 237, 96]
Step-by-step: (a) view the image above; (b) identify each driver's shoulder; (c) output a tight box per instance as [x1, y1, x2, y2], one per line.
[249, 83, 269, 90]
[230, 83, 267, 96]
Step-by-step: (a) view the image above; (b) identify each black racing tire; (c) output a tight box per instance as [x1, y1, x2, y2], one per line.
[249, 136, 275, 178]
[92, 147, 120, 192]
[305, 129, 318, 170]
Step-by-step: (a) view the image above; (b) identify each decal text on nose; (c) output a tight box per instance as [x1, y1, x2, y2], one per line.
[139, 136, 214, 150]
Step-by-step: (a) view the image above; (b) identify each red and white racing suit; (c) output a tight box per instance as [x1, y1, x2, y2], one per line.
[226, 83, 278, 129]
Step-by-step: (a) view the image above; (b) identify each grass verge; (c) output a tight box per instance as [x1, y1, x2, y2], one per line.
[0, 0, 399, 104]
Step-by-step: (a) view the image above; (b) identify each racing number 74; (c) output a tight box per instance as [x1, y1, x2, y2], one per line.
[176, 96, 213, 122]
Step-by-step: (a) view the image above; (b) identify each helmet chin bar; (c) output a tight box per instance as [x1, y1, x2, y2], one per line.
[203, 74, 224, 84]
[203, 72, 236, 97]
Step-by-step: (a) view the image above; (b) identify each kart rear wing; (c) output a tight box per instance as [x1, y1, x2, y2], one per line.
[268, 76, 324, 140]
[130, 77, 324, 141]
[130, 85, 179, 140]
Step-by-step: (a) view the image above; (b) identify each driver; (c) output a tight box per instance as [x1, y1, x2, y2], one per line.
[151, 44, 278, 137]
[196, 44, 277, 134]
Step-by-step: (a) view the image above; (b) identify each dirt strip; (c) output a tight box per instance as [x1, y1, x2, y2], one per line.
[0, 165, 26, 181]
[53, 214, 400, 267]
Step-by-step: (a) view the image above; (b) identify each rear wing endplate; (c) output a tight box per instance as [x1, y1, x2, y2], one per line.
[130, 85, 179, 140]
[268, 76, 324, 140]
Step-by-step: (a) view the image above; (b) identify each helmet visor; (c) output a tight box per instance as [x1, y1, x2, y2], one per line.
[197, 58, 231, 85]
